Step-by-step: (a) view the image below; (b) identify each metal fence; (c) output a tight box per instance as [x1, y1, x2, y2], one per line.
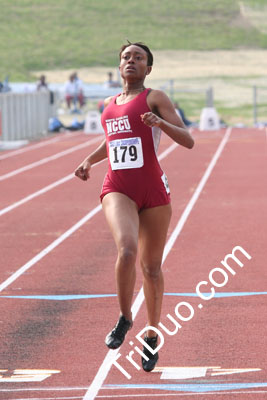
[0, 91, 58, 142]
[159, 79, 214, 107]
[253, 86, 267, 126]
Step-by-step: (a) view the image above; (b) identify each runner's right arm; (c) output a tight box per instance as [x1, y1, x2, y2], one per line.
[74, 96, 113, 181]
[74, 139, 107, 181]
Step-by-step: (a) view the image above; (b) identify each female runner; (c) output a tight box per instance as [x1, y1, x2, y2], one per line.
[75, 42, 194, 372]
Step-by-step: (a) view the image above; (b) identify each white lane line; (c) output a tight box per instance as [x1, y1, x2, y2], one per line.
[158, 142, 178, 161]
[0, 131, 81, 161]
[161, 127, 232, 255]
[0, 157, 104, 218]
[0, 136, 103, 181]
[0, 386, 89, 392]
[0, 205, 102, 293]
[0, 173, 74, 217]
[0, 143, 178, 217]
[7, 397, 82, 400]
[83, 128, 232, 400]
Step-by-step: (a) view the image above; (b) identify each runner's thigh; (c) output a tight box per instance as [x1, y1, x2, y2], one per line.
[102, 192, 139, 249]
[139, 204, 172, 263]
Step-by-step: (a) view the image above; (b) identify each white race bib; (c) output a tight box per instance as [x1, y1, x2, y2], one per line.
[109, 137, 144, 170]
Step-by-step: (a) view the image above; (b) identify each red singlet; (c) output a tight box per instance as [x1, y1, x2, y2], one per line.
[100, 88, 171, 210]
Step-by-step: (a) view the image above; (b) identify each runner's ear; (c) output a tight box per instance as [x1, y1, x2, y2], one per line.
[146, 66, 152, 76]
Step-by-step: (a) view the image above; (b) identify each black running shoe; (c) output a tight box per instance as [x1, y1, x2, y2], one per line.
[105, 315, 133, 349]
[141, 335, 159, 372]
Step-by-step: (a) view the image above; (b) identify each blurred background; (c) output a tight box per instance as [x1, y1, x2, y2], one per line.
[0, 0, 267, 143]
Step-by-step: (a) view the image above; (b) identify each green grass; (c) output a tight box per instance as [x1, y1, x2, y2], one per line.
[172, 93, 206, 121]
[171, 88, 267, 126]
[173, 97, 258, 126]
[216, 103, 253, 125]
[243, 0, 267, 7]
[0, 0, 267, 80]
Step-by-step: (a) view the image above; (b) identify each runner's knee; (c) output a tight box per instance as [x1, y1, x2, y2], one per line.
[117, 243, 137, 266]
[141, 261, 162, 280]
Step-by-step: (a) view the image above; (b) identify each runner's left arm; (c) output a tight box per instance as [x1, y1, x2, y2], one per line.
[142, 90, 194, 149]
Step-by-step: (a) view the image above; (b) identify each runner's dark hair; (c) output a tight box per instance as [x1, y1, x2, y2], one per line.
[119, 41, 153, 66]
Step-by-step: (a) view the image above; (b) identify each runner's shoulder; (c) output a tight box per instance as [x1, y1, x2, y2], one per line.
[147, 89, 170, 108]
[104, 96, 114, 108]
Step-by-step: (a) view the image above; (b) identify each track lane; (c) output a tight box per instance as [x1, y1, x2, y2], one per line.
[0, 132, 177, 211]
[0, 139, 177, 218]
[0, 161, 106, 283]
[84, 128, 232, 399]
[0, 131, 88, 170]
[0, 137, 103, 210]
[0, 130, 84, 161]
[0, 135, 103, 182]
[0, 129, 219, 288]
[0, 129, 225, 399]
[99, 128, 267, 400]
[3, 129, 266, 399]
[0, 134, 179, 283]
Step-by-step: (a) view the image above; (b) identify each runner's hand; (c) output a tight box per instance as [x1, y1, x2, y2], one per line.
[74, 160, 91, 181]
[141, 112, 162, 127]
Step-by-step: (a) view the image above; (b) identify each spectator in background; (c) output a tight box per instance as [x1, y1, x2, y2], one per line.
[104, 71, 121, 88]
[36, 74, 55, 105]
[65, 72, 85, 111]
[97, 99, 105, 113]
[37, 75, 49, 91]
[174, 102, 193, 127]
[0, 76, 11, 93]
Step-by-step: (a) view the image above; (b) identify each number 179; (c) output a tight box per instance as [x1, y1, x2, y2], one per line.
[113, 145, 138, 163]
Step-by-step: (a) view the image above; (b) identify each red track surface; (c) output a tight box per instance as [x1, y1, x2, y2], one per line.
[0, 127, 266, 400]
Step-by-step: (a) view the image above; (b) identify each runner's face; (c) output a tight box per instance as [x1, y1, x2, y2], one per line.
[119, 45, 151, 80]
